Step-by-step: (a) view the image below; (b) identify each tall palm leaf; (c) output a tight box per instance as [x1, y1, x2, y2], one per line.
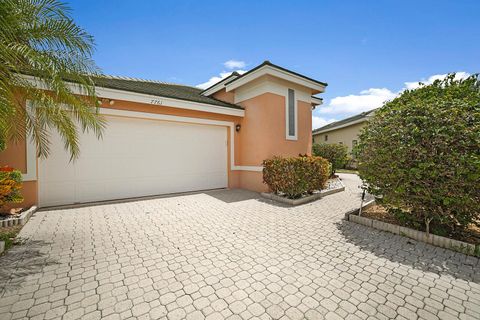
[0, 0, 105, 159]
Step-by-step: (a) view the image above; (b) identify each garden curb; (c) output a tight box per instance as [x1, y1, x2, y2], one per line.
[345, 201, 479, 257]
[261, 179, 345, 206]
[0, 206, 37, 227]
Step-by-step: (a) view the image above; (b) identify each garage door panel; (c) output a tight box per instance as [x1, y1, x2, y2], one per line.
[76, 182, 107, 203]
[39, 116, 228, 207]
[39, 182, 76, 206]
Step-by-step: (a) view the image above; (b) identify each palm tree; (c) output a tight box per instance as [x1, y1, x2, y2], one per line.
[0, 0, 105, 159]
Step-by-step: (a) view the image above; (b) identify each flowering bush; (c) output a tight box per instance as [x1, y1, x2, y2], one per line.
[263, 156, 330, 199]
[0, 166, 23, 209]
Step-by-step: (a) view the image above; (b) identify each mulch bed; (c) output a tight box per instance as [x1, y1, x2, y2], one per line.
[362, 204, 480, 246]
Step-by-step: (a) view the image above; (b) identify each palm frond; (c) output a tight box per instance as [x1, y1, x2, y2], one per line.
[0, 0, 105, 159]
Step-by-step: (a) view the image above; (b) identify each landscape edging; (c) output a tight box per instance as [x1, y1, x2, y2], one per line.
[346, 202, 479, 257]
[261, 180, 345, 206]
[0, 206, 37, 227]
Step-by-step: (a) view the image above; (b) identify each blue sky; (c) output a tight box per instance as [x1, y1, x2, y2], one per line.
[68, 0, 479, 128]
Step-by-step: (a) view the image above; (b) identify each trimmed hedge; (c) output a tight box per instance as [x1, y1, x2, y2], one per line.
[262, 156, 330, 199]
[312, 143, 349, 174]
[358, 74, 480, 236]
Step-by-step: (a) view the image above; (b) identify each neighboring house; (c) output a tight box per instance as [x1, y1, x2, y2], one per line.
[312, 109, 375, 154]
[0, 61, 327, 207]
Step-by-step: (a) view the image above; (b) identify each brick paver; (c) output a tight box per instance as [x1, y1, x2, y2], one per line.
[0, 174, 479, 319]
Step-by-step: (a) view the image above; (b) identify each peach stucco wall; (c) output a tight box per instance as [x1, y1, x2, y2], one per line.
[231, 92, 312, 192]
[236, 92, 312, 165]
[0, 139, 38, 208]
[0, 87, 314, 205]
[212, 89, 235, 104]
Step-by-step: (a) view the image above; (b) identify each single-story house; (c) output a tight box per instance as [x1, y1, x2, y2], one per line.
[312, 109, 375, 154]
[0, 61, 327, 207]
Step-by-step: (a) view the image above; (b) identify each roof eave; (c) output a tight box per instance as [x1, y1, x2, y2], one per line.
[224, 61, 327, 93]
[313, 118, 368, 135]
[200, 72, 240, 96]
[20, 74, 245, 117]
[311, 96, 323, 106]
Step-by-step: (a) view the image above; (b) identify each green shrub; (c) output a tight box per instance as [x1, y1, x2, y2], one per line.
[358, 74, 480, 235]
[262, 155, 330, 199]
[312, 143, 349, 174]
[0, 167, 23, 209]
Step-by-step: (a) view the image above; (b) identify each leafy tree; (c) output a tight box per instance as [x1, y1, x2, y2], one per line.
[0, 0, 105, 159]
[358, 74, 480, 236]
[312, 143, 348, 174]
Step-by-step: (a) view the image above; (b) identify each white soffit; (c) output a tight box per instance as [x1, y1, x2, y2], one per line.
[233, 77, 312, 104]
[225, 65, 326, 94]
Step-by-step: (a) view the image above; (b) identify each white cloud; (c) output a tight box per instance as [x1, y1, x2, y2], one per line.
[224, 60, 246, 69]
[196, 70, 246, 89]
[404, 72, 470, 90]
[312, 116, 336, 129]
[318, 72, 470, 116]
[318, 88, 396, 115]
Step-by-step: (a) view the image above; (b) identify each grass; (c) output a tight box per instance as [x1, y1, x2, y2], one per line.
[0, 225, 22, 252]
[336, 169, 359, 174]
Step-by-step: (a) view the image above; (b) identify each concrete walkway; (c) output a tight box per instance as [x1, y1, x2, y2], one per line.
[0, 174, 478, 319]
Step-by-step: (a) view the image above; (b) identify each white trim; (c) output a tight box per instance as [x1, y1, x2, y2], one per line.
[311, 96, 323, 106]
[233, 166, 263, 172]
[101, 107, 231, 128]
[21, 74, 245, 117]
[234, 78, 311, 104]
[312, 118, 368, 135]
[285, 88, 298, 141]
[200, 74, 240, 96]
[99, 108, 262, 172]
[22, 101, 37, 181]
[96, 86, 244, 117]
[22, 135, 37, 182]
[226, 65, 326, 93]
[21, 103, 258, 176]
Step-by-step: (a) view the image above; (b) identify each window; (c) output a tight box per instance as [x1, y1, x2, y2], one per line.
[286, 88, 297, 140]
[339, 142, 343, 145]
[352, 140, 358, 159]
[324, 135, 328, 142]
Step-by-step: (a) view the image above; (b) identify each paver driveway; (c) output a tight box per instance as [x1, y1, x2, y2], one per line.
[0, 174, 479, 320]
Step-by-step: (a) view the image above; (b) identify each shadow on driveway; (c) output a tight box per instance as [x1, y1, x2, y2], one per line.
[205, 189, 260, 204]
[0, 240, 59, 293]
[336, 219, 480, 284]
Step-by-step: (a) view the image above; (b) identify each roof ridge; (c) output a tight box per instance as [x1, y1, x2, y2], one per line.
[313, 109, 376, 133]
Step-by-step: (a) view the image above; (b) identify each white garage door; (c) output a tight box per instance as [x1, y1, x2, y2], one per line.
[39, 115, 228, 207]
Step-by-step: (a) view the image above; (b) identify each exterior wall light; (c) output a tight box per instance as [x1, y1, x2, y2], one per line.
[235, 124, 241, 132]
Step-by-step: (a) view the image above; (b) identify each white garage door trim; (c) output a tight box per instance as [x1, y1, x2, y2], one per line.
[39, 113, 229, 207]
[23, 105, 263, 184]
[99, 108, 263, 172]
